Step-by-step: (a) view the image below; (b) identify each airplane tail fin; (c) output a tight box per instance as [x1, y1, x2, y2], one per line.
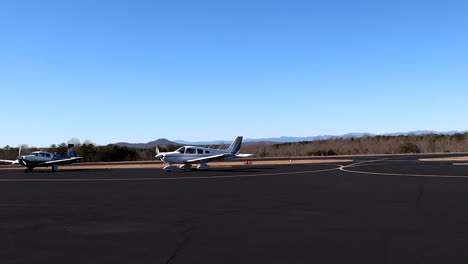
[226, 136, 243, 154]
[67, 144, 78, 157]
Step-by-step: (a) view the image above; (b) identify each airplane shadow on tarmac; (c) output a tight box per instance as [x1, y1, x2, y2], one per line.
[194, 166, 278, 173]
[12, 169, 107, 174]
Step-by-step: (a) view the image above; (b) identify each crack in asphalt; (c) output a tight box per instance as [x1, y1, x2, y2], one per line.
[416, 183, 424, 208]
[164, 224, 195, 264]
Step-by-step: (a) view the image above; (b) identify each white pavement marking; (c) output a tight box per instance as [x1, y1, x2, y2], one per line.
[339, 159, 468, 178]
[0, 165, 343, 182]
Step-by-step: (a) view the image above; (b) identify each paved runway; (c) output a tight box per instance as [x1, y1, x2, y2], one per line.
[1, 154, 468, 263]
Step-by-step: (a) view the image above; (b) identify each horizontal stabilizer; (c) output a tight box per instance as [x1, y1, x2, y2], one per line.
[0, 159, 17, 164]
[236, 154, 254, 158]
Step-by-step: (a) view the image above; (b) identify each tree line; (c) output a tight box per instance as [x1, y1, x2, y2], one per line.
[1, 133, 467, 161]
[0, 141, 180, 162]
[241, 133, 468, 157]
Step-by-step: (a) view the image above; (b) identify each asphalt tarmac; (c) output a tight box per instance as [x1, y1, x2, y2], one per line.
[1, 154, 468, 264]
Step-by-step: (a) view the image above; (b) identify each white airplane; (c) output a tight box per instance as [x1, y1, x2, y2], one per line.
[155, 136, 253, 171]
[0, 144, 83, 173]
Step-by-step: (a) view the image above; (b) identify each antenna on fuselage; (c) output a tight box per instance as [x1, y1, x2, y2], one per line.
[218, 142, 224, 150]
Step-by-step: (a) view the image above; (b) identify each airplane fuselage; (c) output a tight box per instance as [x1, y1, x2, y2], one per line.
[158, 146, 234, 164]
[18, 151, 54, 164]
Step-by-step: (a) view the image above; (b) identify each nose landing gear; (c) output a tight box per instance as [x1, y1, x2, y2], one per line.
[163, 165, 176, 172]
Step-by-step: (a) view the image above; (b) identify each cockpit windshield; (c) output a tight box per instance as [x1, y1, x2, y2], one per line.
[175, 147, 185, 153]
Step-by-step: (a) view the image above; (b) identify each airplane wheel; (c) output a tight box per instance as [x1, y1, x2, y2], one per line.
[179, 163, 192, 171]
[163, 165, 175, 172]
[24, 168, 29, 173]
[197, 163, 209, 170]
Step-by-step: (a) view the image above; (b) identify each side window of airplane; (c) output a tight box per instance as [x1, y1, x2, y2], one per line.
[176, 147, 185, 153]
[197, 149, 203, 154]
[46, 154, 51, 158]
[40, 153, 45, 157]
[205, 150, 210, 154]
[34, 153, 38, 156]
[186, 148, 196, 154]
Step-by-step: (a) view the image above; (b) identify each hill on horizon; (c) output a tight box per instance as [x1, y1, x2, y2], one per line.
[114, 138, 179, 149]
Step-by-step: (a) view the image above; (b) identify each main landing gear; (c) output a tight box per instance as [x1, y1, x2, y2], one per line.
[24, 167, 34, 173]
[197, 162, 209, 170]
[163, 163, 210, 172]
[162, 163, 191, 172]
[179, 163, 192, 170]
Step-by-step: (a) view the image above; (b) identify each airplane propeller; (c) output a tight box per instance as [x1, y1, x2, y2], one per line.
[10, 145, 23, 164]
[155, 146, 164, 160]
[218, 142, 224, 150]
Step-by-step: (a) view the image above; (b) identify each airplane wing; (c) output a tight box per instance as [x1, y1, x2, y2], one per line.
[0, 159, 17, 164]
[186, 153, 234, 163]
[43, 157, 84, 165]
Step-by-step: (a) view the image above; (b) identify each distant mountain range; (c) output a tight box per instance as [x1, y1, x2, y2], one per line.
[176, 131, 465, 145]
[114, 130, 466, 148]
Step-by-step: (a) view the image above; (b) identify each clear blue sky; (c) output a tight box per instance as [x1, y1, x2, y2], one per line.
[1, 0, 467, 147]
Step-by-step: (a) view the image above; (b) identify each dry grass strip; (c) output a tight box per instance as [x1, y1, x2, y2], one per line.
[420, 157, 468, 162]
[0, 159, 352, 171]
